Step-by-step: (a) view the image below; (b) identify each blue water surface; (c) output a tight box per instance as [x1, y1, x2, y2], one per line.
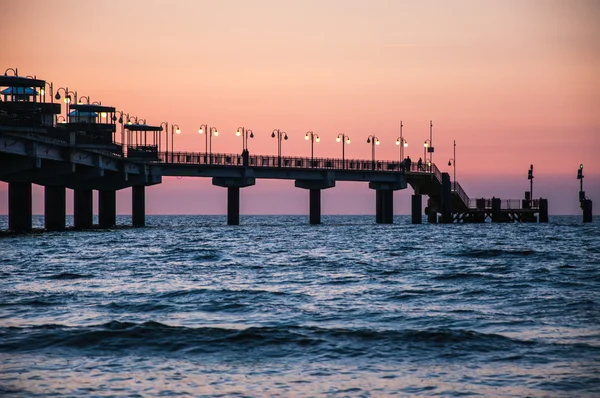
[0, 215, 599, 397]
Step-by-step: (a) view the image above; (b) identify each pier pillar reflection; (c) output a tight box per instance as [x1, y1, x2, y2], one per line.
[98, 189, 116, 228]
[74, 189, 93, 229]
[8, 181, 32, 232]
[132, 186, 145, 227]
[44, 185, 66, 231]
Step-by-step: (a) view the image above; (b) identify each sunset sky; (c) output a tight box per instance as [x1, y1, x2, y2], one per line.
[1, 0, 599, 215]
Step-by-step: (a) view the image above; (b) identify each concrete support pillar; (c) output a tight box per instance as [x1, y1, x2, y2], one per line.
[538, 199, 548, 223]
[132, 185, 145, 227]
[382, 190, 393, 224]
[411, 194, 422, 224]
[8, 182, 32, 232]
[309, 189, 321, 225]
[295, 178, 335, 225]
[491, 198, 502, 223]
[98, 189, 116, 228]
[375, 190, 383, 224]
[583, 199, 593, 223]
[44, 185, 66, 231]
[427, 209, 438, 224]
[74, 189, 93, 229]
[227, 187, 240, 225]
[441, 172, 452, 223]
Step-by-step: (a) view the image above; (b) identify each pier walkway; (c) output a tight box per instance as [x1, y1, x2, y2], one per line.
[0, 70, 547, 231]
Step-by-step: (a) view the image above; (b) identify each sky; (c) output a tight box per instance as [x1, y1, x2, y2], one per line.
[1, 0, 599, 215]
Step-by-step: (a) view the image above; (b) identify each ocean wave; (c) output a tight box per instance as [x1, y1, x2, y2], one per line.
[0, 321, 545, 359]
[43, 272, 94, 280]
[455, 249, 537, 258]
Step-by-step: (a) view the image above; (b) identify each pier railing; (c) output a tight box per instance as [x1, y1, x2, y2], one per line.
[468, 198, 539, 210]
[452, 181, 470, 208]
[158, 151, 443, 176]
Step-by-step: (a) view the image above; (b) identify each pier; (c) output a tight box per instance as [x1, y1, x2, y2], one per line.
[1, 70, 553, 231]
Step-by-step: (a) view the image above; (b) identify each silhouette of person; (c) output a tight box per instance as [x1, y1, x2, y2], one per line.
[406, 156, 412, 171]
[417, 157, 423, 171]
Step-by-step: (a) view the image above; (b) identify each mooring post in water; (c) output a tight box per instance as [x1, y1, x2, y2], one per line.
[578, 164, 593, 223]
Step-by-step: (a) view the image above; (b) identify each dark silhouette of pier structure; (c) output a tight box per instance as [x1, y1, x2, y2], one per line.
[1, 70, 554, 231]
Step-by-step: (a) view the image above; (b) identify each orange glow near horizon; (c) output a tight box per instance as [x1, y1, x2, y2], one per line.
[1, 0, 599, 215]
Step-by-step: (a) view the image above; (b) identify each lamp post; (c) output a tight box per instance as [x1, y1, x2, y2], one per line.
[448, 140, 456, 190]
[428, 120, 434, 167]
[78, 95, 91, 104]
[237, 127, 254, 166]
[271, 129, 288, 167]
[55, 87, 77, 120]
[395, 120, 408, 166]
[366, 135, 380, 170]
[40, 82, 53, 104]
[198, 124, 208, 155]
[423, 139, 432, 171]
[159, 121, 168, 160]
[236, 127, 254, 152]
[171, 124, 181, 162]
[305, 131, 320, 166]
[336, 133, 351, 169]
[113, 111, 128, 155]
[4, 68, 17, 76]
[198, 125, 218, 163]
[528, 164, 534, 204]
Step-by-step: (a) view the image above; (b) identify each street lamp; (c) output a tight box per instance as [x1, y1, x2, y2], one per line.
[336, 133, 351, 169]
[427, 120, 434, 166]
[236, 126, 254, 152]
[366, 135, 380, 170]
[4, 68, 17, 76]
[423, 139, 432, 171]
[198, 124, 208, 154]
[395, 120, 408, 165]
[448, 140, 456, 190]
[78, 95, 91, 104]
[171, 124, 181, 160]
[198, 125, 218, 163]
[271, 129, 288, 167]
[159, 121, 168, 159]
[57, 116, 66, 124]
[40, 82, 53, 103]
[113, 111, 129, 154]
[305, 131, 320, 166]
[55, 87, 77, 120]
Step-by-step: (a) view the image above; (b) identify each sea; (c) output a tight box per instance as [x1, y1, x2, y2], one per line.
[0, 215, 599, 397]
